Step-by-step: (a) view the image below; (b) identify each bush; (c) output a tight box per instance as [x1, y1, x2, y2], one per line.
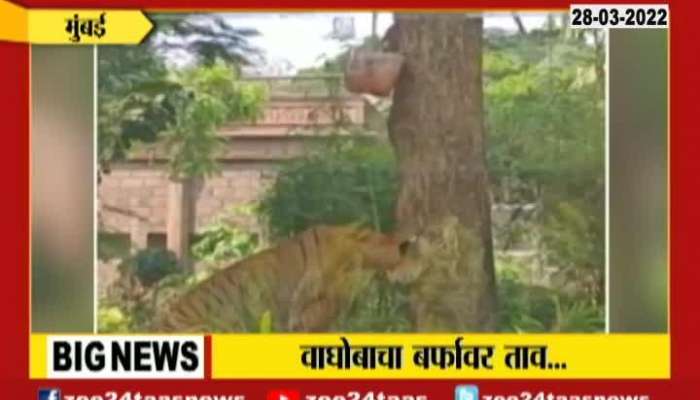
[496, 260, 604, 332]
[98, 248, 187, 332]
[99, 259, 217, 333]
[132, 248, 179, 287]
[98, 306, 131, 333]
[334, 278, 412, 332]
[484, 27, 605, 311]
[496, 262, 556, 332]
[259, 134, 398, 239]
[191, 206, 260, 264]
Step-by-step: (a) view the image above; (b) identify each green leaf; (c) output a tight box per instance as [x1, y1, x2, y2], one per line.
[258, 310, 273, 333]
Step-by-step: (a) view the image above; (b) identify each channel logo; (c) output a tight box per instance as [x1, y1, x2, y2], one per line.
[38, 388, 62, 400]
[266, 389, 300, 400]
[455, 385, 479, 400]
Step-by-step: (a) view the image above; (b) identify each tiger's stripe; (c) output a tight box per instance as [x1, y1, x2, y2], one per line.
[152, 225, 410, 333]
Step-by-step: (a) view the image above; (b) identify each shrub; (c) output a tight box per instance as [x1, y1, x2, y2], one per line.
[496, 260, 604, 333]
[334, 278, 412, 332]
[97, 306, 131, 333]
[259, 134, 398, 239]
[191, 206, 260, 264]
[496, 262, 557, 332]
[132, 248, 179, 287]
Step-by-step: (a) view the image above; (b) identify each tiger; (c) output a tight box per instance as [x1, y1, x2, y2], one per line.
[386, 216, 498, 332]
[152, 224, 417, 333]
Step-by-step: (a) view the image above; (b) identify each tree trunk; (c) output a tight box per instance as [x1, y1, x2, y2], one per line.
[512, 13, 527, 35]
[371, 12, 378, 42]
[388, 14, 497, 331]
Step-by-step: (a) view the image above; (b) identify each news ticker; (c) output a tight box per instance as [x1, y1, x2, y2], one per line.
[30, 334, 669, 379]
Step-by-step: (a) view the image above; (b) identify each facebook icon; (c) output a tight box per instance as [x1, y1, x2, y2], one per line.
[455, 385, 479, 400]
[38, 388, 61, 400]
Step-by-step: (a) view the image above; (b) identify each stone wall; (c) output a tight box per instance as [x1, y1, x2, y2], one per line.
[190, 162, 278, 232]
[98, 95, 372, 259]
[99, 161, 279, 249]
[98, 166, 170, 248]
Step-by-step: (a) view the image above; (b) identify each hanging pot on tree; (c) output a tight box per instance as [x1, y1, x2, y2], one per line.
[344, 49, 404, 97]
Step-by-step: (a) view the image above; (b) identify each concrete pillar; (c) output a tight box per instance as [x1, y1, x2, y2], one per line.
[167, 178, 192, 269]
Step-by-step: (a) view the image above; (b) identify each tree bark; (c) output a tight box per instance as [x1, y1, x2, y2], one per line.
[512, 13, 527, 35]
[388, 14, 497, 331]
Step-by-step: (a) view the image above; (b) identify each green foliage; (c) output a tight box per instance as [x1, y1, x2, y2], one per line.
[132, 248, 179, 287]
[496, 261, 556, 332]
[496, 260, 604, 333]
[99, 260, 218, 333]
[259, 135, 398, 239]
[543, 200, 603, 274]
[484, 26, 605, 307]
[98, 15, 266, 179]
[161, 266, 215, 289]
[258, 310, 273, 333]
[484, 26, 603, 188]
[552, 296, 605, 333]
[335, 278, 412, 332]
[163, 63, 267, 178]
[98, 306, 131, 333]
[98, 47, 179, 168]
[191, 206, 260, 264]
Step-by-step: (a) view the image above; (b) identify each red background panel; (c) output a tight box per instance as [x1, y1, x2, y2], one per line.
[0, 41, 31, 390]
[1, 0, 698, 396]
[668, 0, 700, 384]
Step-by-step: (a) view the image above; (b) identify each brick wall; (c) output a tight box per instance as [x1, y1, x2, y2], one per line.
[98, 166, 170, 248]
[191, 162, 278, 232]
[98, 96, 369, 258]
[99, 160, 280, 248]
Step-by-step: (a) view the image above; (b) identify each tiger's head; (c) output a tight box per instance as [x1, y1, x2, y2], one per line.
[311, 224, 422, 282]
[383, 216, 464, 284]
[335, 224, 425, 283]
[288, 224, 419, 331]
